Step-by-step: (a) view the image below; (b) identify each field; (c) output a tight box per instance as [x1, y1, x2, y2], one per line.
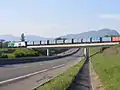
[37, 59, 85, 90]
[90, 45, 120, 90]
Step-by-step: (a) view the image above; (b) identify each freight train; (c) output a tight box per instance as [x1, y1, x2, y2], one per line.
[8, 36, 120, 47]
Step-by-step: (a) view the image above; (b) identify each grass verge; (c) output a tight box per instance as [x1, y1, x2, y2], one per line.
[90, 46, 120, 90]
[37, 59, 85, 90]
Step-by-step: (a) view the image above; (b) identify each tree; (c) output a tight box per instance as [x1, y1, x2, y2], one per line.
[0, 39, 5, 48]
[55, 37, 62, 44]
[21, 33, 25, 41]
[104, 35, 111, 37]
[62, 38, 67, 43]
[55, 37, 67, 43]
[55, 37, 62, 40]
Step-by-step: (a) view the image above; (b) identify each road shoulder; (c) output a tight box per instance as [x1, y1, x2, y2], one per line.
[90, 61, 105, 90]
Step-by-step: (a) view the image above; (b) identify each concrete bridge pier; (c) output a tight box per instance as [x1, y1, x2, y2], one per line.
[84, 48, 90, 60]
[86, 48, 90, 61]
[47, 48, 50, 56]
[84, 48, 86, 57]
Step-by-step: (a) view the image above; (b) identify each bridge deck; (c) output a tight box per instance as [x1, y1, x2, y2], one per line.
[27, 42, 119, 48]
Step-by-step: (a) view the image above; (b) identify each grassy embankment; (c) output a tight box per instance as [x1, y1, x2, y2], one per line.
[90, 45, 120, 90]
[37, 59, 85, 90]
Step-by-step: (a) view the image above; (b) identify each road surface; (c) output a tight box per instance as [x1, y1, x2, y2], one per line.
[0, 48, 84, 90]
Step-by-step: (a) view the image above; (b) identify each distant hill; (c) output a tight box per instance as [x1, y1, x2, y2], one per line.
[0, 29, 119, 41]
[60, 29, 120, 39]
[0, 35, 51, 41]
[0, 35, 19, 41]
[25, 35, 51, 41]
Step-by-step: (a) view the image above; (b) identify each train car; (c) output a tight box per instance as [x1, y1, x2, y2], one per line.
[15, 42, 26, 47]
[41, 40, 47, 45]
[8, 42, 26, 48]
[8, 42, 15, 47]
[20, 42, 26, 47]
[92, 37, 101, 43]
[112, 36, 120, 42]
[65, 39, 72, 44]
[102, 37, 112, 42]
[74, 38, 78, 43]
[49, 40, 54, 44]
[83, 38, 90, 43]
[57, 40, 64, 44]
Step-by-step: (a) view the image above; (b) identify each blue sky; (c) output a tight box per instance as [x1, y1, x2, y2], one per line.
[0, 0, 120, 38]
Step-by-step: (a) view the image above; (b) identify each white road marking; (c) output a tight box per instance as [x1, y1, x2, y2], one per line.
[52, 64, 65, 69]
[11, 65, 29, 69]
[0, 69, 48, 85]
[40, 64, 43, 65]
[18, 66, 28, 68]
[23, 66, 29, 68]
[0, 63, 66, 85]
[11, 64, 43, 69]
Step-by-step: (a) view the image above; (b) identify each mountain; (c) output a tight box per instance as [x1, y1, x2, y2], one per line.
[26, 35, 52, 41]
[0, 35, 19, 41]
[0, 29, 119, 41]
[60, 29, 120, 39]
[0, 35, 51, 41]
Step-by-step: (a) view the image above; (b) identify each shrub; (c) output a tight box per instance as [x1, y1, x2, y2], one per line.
[0, 48, 15, 53]
[0, 54, 8, 58]
[7, 54, 16, 58]
[100, 47, 109, 53]
[13, 48, 39, 57]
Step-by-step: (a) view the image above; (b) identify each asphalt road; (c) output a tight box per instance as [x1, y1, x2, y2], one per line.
[0, 48, 84, 83]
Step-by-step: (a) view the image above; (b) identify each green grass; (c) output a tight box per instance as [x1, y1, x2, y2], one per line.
[0, 48, 40, 58]
[7, 54, 16, 58]
[37, 59, 85, 90]
[90, 46, 120, 90]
